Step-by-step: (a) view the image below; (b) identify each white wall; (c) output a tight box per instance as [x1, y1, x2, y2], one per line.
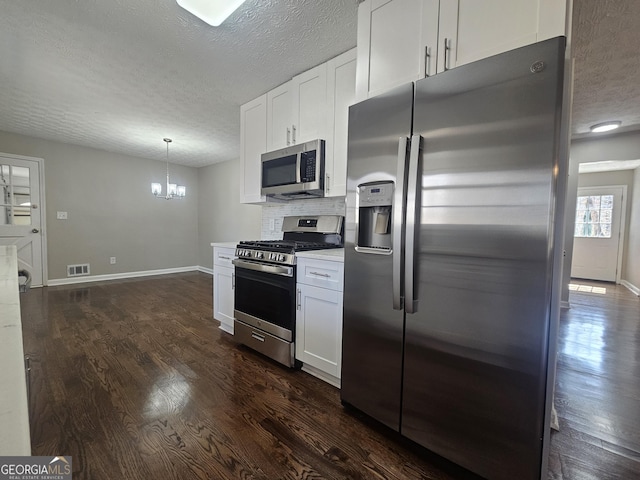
[0, 130, 199, 281]
[626, 167, 640, 291]
[567, 131, 640, 293]
[197, 160, 261, 268]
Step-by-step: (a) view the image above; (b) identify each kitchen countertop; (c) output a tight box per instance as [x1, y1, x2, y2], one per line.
[0, 245, 31, 455]
[296, 248, 344, 262]
[211, 242, 239, 249]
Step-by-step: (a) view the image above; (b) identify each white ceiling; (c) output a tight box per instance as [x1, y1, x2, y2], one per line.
[0, 0, 638, 168]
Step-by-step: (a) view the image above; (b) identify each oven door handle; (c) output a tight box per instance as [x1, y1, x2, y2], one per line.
[232, 258, 294, 277]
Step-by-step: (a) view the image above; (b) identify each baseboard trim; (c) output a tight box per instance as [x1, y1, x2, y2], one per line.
[198, 266, 214, 275]
[48, 266, 199, 286]
[560, 300, 571, 310]
[621, 280, 640, 296]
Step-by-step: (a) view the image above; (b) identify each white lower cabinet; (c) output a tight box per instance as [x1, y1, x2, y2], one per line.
[213, 246, 236, 334]
[295, 256, 344, 387]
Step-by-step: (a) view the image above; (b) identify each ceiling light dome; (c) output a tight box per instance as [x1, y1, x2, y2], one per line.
[176, 0, 247, 26]
[590, 121, 621, 133]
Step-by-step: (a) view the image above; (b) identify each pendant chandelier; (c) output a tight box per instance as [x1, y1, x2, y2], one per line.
[151, 138, 186, 199]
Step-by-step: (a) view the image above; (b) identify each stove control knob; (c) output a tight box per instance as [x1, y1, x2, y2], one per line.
[257, 252, 264, 259]
[278, 254, 285, 262]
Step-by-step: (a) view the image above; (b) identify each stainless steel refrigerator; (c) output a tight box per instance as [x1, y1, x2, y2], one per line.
[341, 37, 570, 480]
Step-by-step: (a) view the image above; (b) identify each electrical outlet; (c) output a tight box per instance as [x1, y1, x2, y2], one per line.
[57, 211, 68, 220]
[109, 257, 116, 265]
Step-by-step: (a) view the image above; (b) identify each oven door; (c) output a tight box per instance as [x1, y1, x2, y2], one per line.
[232, 259, 296, 341]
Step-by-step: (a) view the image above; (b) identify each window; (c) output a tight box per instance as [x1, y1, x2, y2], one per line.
[1, 164, 32, 226]
[574, 194, 613, 238]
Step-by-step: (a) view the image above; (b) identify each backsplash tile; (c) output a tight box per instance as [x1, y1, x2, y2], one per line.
[261, 197, 346, 239]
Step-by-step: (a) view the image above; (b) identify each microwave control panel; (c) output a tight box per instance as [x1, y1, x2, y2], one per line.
[300, 151, 316, 182]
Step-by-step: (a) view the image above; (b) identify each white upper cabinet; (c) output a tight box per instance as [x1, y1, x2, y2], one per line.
[266, 64, 327, 152]
[356, 0, 439, 100]
[292, 64, 328, 145]
[437, 0, 569, 71]
[325, 48, 357, 197]
[266, 81, 292, 151]
[356, 0, 570, 100]
[239, 94, 267, 204]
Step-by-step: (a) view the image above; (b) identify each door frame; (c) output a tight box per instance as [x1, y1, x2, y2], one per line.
[0, 152, 48, 286]
[572, 184, 627, 284]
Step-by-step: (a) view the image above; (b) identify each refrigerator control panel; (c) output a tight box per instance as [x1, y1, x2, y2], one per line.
[358, 183, 393, 207]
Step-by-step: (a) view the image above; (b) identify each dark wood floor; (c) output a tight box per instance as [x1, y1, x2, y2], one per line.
[19, 273, 640, 479]
[547, 279, 640, 479]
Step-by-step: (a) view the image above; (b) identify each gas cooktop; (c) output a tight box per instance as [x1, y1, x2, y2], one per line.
[235, 215, 343, 266]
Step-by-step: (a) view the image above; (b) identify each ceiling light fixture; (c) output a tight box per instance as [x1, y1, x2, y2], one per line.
[176, 0, 247, 26]
[151, 138, 186, 200]
[590, 121, 622, 133]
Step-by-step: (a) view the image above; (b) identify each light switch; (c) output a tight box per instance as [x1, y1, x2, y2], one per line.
[57, 211, 68, 220]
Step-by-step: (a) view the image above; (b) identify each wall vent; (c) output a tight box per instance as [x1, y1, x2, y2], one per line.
[67, 264, 90, 277]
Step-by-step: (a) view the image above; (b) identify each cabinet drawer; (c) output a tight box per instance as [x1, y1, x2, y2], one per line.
[297, 258, 344, 291]
[214, 247, 236, 268]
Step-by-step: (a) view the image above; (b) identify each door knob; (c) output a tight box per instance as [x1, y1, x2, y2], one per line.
[31, 228, 39, 233]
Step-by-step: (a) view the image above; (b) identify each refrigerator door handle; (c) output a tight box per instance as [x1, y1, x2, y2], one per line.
[405, 134, 422, 314]
[393, 136, 409, 310]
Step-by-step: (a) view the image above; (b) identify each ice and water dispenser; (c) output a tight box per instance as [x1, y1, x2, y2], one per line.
[356, 181, 394, 252]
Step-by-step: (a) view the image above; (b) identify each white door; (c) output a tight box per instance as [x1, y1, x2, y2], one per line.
[571, 186, 625, 282]
[0, 154, 45, 286]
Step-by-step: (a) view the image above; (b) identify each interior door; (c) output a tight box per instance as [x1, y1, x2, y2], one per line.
[0, 154, 44, 286]
[571, 186, 624, 282]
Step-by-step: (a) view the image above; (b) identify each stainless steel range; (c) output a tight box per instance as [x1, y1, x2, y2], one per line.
[232, 215, 343, 367]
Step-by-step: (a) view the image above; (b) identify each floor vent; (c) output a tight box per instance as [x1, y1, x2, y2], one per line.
[67, 264, 90, 277]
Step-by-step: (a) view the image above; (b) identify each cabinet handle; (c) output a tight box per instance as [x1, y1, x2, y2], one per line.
[287, 127, 291, 145]
[309, 271, 330, 278]
[296, 288, 301, 310]
[424, 45, 431, 77]
[219, 255, 230, 260]
[292, 125, 296, 144]
[444, 38, 450, 71]
[326, 173, 331, 193]
[232, 272, 235, 289]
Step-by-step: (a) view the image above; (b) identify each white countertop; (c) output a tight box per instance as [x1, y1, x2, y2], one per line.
[0, 245, 31, 455]
[296, 248, 344, 262]
[211, 242, 239, 249]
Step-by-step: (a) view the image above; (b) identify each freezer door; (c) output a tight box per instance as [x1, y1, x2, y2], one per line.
[341, 83, 413, 431]
[402, 38, 566, 480]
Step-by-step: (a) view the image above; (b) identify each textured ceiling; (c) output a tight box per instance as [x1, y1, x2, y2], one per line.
[0, 0, 637, 167]
[571, 0, 640, 139]
[0, 0, 358, 167]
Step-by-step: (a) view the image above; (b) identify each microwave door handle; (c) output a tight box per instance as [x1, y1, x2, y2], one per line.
[296, 153, 302, 184]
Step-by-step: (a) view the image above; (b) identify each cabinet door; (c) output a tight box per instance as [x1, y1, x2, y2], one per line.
[296, 284, 343, 378]
[437, 0, 568, 72]
[325, 48, 356, 197]
[239, 95, 267, 204]
[356, 0, 439, 100]
[291, 63, 327, 145]
[214, 266, 235, 334]
[266, 81, 293, 151]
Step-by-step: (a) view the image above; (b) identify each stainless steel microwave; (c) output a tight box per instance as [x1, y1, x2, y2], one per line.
[261, 139, 325, 200]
